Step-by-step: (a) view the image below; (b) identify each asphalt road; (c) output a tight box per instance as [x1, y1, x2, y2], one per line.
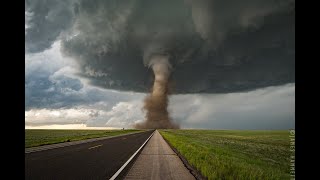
[25, 130, 154, 180]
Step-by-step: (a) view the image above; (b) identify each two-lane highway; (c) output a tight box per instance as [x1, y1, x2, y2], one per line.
[25, 130, 154, 180]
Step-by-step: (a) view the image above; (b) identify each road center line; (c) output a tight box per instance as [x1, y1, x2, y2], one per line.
[88, 144, 103, 149]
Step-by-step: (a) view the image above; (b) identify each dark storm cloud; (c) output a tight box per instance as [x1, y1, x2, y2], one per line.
[25, 72, 84, 110]
[25, 43, 140, 111]
[25, 70, 135, 110]
[26, 0, 295, 93]
[25, 0, 75, 53]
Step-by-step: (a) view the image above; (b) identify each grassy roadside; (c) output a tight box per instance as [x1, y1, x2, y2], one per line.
[25, 129, 144, 148]
[159, 130, 292, 180]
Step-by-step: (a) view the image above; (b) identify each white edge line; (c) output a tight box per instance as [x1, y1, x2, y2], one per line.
[109, 130, 155, 180]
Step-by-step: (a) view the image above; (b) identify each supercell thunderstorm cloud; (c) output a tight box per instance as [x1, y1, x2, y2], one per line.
[25, 0, 295, 129]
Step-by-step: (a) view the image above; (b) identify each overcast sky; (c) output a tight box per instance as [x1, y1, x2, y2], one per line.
[25, 0, 295, 129]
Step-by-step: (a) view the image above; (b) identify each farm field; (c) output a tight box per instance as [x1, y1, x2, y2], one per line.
[25, 129, 143, 148]
[159, 129, 293, 180]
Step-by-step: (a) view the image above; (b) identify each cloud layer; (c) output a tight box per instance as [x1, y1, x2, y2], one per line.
[26, 0, 295, 94]
[169, 83, 295, 129]
[25, 1, 295, 129]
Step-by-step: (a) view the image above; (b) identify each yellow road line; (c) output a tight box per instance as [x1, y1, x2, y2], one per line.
[88, 144, 103, 149]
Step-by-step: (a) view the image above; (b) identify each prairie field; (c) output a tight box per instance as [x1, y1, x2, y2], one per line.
[159, 129, 293, 180]
[25, 129, 143, 148]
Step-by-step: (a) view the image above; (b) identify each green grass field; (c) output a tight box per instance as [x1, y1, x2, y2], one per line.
[25, 129, 143, 148]
[159, 130, 293, 180]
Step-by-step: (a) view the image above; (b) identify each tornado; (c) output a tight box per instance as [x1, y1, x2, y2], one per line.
[135, 55, 179, 129]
